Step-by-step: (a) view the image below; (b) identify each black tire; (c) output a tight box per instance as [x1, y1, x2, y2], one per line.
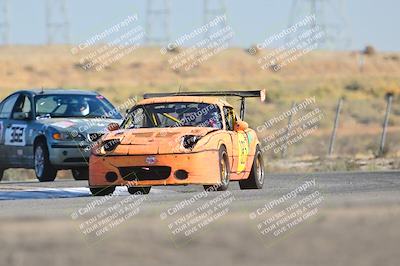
[239, 146, 265, 189]
[90, 186, 115, 196]
[72, 167, 89, 180]
[0, 168, 4, 181]
[127, 186, 151, 195]
[204, 146, 230, 191]
[34, 141, 57, 182]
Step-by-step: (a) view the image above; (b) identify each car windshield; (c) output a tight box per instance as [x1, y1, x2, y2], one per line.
[34, 94, 122, 119]
[121, 102, 223, 129]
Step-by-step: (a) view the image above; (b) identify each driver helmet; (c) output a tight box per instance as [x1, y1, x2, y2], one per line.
[79, 102, 90, 116]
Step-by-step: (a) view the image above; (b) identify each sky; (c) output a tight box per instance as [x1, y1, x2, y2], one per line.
[6, 0, 400, 51]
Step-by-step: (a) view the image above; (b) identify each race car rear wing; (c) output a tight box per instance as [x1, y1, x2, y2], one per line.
[143, 90, 266, 120]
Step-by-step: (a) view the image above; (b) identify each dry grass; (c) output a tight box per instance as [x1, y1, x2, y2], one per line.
[0, 45, 399, 162]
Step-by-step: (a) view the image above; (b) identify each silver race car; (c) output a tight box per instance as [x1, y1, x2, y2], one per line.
[0, 89, 123, 182]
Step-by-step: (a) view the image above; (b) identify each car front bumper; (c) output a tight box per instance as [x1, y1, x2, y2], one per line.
[49, 143, 91, 169]
[88, 150, 221, 187]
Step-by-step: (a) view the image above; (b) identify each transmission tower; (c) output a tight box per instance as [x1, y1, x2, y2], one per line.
[287, 0, 351, 49]
[203, 0, 228, 43]
[46, 0, 69, 44]
[0, 0, 9, 45]
[145, 0, 170, 45]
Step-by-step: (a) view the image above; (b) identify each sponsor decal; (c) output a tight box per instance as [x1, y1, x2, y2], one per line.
[146, 156, 157, 165]
[5, 124, 27, 146]
[247, 132, 253, 145]
[51, 121, 76, 129]
[237, 133, 249, 173]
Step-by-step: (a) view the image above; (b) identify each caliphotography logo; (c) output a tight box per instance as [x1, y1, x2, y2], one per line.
[0, 1, 399, 266]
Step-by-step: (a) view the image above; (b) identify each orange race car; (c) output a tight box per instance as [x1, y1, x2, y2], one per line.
[88, 90, 266, 196]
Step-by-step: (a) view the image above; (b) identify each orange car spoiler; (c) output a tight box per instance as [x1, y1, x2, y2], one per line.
[143, 90, 266, 120]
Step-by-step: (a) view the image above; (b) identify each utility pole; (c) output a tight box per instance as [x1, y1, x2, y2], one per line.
[203, 0, 227, 44]
[328, 97, 343, 156]
[145, 0, 170, 45]
[46, 0, 70, 44]
[378, 93, 394, 157]
[0, 0, 9, 45]
[282, 102, 296, 158]
[287, 0, 351, 49]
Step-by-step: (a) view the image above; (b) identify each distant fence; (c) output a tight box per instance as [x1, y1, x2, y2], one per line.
[259, 93, 399, 159]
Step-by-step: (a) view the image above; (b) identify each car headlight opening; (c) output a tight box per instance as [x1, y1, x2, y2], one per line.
[102, 139, 121, 153]
[181, 135, 201, 150]
[50, 128, 85, 141]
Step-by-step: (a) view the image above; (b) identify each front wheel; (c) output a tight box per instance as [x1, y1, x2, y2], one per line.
[239, 146, 265, 189]
[72, 167, 89, 180]
[35, 141, 57, 182]
[90, 186, 115, 196]
[204, 146, 230, 192]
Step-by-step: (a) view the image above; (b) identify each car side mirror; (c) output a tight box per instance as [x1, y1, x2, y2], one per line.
[107, 122, 120, 131]
[13, 112, 32, 120]
[234, 120, 248, 132]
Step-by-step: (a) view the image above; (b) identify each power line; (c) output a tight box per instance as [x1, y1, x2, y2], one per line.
[145, 0, 170, 45]
[0, 0, 9, 45]
[46, 0, 70, 44]
[203, 0, 227, 42]
[287, 0, 351, 49]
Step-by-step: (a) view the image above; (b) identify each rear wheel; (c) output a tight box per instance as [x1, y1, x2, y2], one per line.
[127, 186, 151, 195]
[72, 167, 89, 180]
[35, 141, 57, 182]
[90, 186, 115, 196]
[239, 146, 265, 189]
[204, 146, 230, 191]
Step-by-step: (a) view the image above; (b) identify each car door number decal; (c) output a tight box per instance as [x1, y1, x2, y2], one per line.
[237, 133, 249, 173]
[5, 124, 27, 146]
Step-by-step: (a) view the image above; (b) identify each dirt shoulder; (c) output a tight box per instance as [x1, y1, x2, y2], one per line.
[0, 204, 399, 266]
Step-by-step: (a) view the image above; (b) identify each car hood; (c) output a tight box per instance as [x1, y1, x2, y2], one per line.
[103, 127, 219, 154]
[40, 118, 122, 134]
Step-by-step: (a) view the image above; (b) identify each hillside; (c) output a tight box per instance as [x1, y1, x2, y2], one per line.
[0, 45, 399, 160]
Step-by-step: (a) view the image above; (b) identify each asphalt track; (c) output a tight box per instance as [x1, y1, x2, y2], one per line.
[0, 170, 399, 217]
[0, 171, 399, 266]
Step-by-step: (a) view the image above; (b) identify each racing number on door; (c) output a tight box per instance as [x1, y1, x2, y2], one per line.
[5, 125, 27, 146]
[11, 127, 24, 143]
[237, 133, 249, 173]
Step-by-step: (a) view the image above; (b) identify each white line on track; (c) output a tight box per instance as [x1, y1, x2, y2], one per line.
[0, 186, 173, 200]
